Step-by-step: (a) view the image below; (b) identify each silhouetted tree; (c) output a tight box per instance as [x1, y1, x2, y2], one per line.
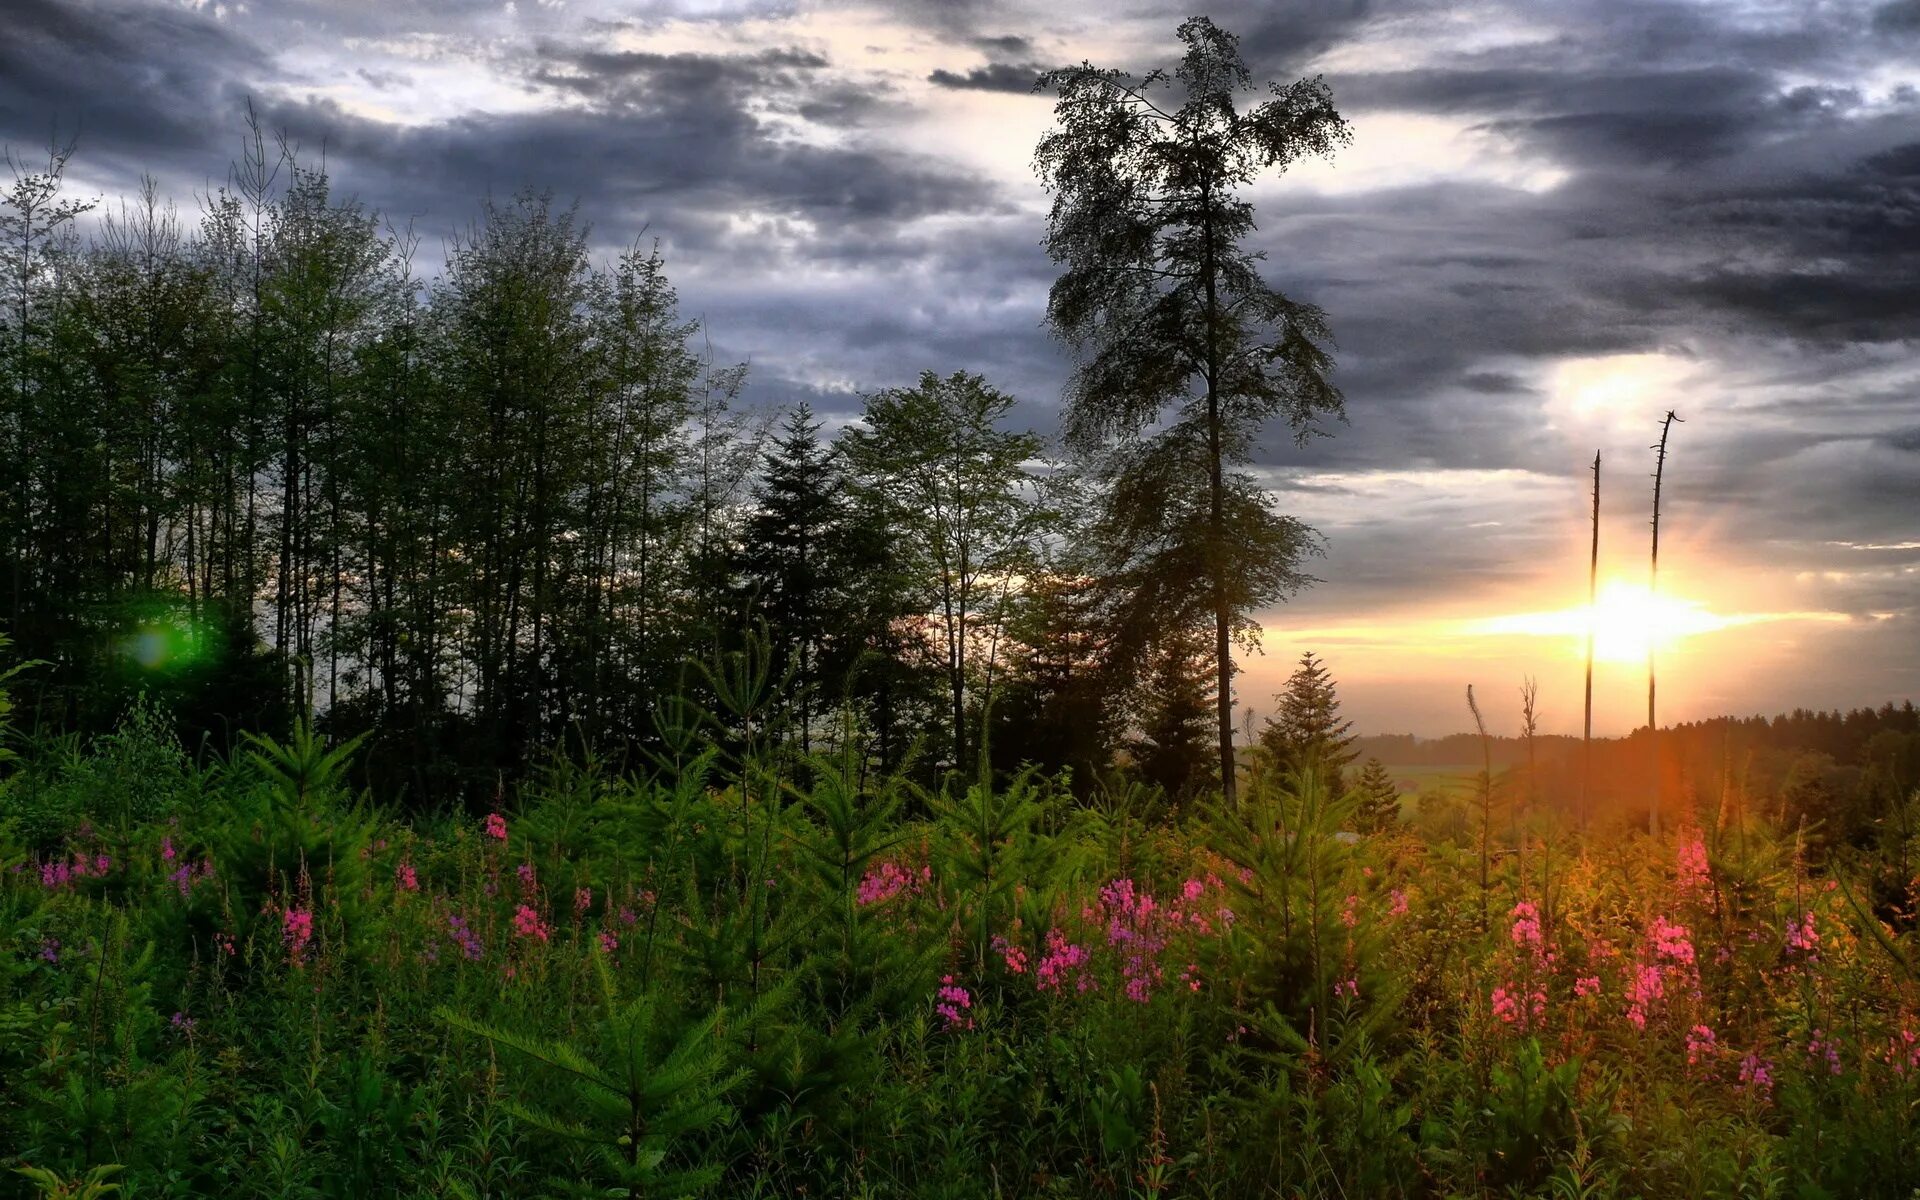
[1262, 651, 1356, 779]
[1036, 16, 1351, 805]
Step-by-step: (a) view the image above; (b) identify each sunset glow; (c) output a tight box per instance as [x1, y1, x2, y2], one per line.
[1474, 580, 1775, 664]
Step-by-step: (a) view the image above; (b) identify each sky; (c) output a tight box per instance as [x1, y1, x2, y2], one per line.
[3, 0, 1917, 737]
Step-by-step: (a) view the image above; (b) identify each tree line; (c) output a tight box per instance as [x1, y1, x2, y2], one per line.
[1, 20, 1361, 807]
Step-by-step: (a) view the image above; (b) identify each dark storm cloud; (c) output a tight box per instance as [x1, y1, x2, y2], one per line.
[0, 0, 259, 173]
[254, 92, 999, 249]
[1875, 0, 1920, 33]
[927, 62, 1049, 93]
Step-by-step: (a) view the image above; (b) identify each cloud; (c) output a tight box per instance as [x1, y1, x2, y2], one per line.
[927, 61, 1048, 93]
[1875, 0, 1920, 34]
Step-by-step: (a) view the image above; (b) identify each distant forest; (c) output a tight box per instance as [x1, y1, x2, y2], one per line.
[1356, 702, 1920, 847]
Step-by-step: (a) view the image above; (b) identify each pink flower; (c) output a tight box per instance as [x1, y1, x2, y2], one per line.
[1388, 889, 1409, 918]
[1675, 833, 1709, 894]
[1649, 916, 1695, 966]
[1737, 1053, 1775, 1100]
[1625, 963, 1664, 1029]
[991, 934, 1030, 975]
[1884, 1029, 1920, 1077]
[512, 904, 550, 943]
[1786, 912, 1819, 957]
[516, 862, 538, 892]
[573, 887, 593, 914]
[484, 812, 508, 841]
[1509, 901, 1544, 950]
[1036, 930, 1092, 993]
[283, 908, 315, 965]
[935, 975, 974, 1030]
[1686, 1024, 1717, 1067]
[161, 835, 177, 862]
[1574, 975, 1601, 999]
[395, 861, 419, 892]
[598, 930, 619, 953]
[1341, 893, 1360, 929]
[1807, 1028, 1842, 1075]
[856, 861, 918, 906]
[1335, 976, 1359, 1000]
[1491, 983, 1545, 1027]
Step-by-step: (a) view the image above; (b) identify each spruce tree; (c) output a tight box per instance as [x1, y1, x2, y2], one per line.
[1261, 651, 1356, 779]
[1130, 631, 1216, 802]
[738, 404, 850, 752]
[1350, 757, 1402, 834]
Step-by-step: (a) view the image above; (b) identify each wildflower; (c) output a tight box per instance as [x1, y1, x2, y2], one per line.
[1388, 889, 1410, 918]
[1785, 911, 1819, 958]
[1574, 975, 1601, 999]
[1625, 963, 1663, 1029]
[1648, 916, 1695, 966]
[618, 905, 639, 926]
[395, 861, 419, 892]
[1884, 1029, 1919, 1077]
[991, 934, 1029, 975]
[1340, 893, 1360, 929]
[484, 812, 508, 841]
[1737, 1053, 1775, 1100]
[935, 975, 974, 1030]
[283, 908, 315, 966]
[161, 835, 177, 862]
[516, 862, 537, 892]
[1675, 833, 1709, 895]
[1491, 983, 1545, 1027]
[38, 937, 59, 964]
[512, 904, 550, 943]
[170, 1011, 196, 1036]
[1686, 1024, 1717, 1067]
[598, 929, 619, 953]
[856, 861, 918, 906]
[447, 913, 484, 961]
[1335, 976, 1359, 1000]
[573, 886, 592, 914]
[1509, 901, 1544, 950]
[1035, 929, 1092, 993]
[1807, 1028, 1842, 1076]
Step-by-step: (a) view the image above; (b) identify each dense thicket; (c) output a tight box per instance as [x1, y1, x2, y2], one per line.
[0, 130, 1131, 801]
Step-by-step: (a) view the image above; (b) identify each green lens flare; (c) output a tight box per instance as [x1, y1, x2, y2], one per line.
[115, 608, 213, 673]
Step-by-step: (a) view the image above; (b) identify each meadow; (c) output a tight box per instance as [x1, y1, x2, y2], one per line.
[4, 675, 1917, 1199]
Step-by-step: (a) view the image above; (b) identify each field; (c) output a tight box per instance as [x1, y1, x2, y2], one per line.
[1378, 764, 1484, 797]
[4, 708, 1918, 1199]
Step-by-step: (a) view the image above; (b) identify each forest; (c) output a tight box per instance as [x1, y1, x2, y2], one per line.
[3, 16, 1919, 1200]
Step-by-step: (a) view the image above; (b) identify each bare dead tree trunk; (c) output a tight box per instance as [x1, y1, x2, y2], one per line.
[1583, 451, 1599, 834]
[1520, 676, 1538, 902]
[1468, 684, 1492, 933]
[1648, 411, 1681, 838]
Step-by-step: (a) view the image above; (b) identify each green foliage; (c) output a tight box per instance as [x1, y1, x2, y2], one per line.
[440, 957, 743, 1197]
[1, 707, 1919, 1198]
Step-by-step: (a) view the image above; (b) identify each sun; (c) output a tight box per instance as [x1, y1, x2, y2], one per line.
[1580, 581, 1725, 663]
[1473, 580, 1737, 664]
